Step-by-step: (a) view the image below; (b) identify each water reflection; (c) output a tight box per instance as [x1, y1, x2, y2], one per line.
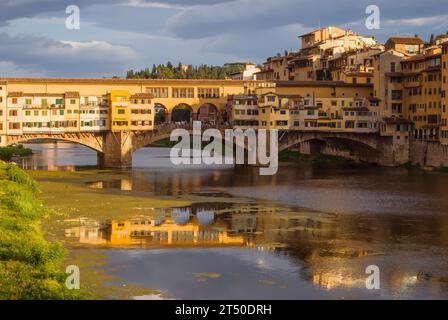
[65, 206, 249, 248]
[21, 142, 448, 299]
[61, 203, 448, 298]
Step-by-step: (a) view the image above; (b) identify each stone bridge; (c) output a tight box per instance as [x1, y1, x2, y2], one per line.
[6, 126, 402, 167]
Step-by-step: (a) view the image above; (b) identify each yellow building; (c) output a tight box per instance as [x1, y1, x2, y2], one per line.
[441, 43, 448, 145]
[227, 94, 259, 129]
[257, 92, 301, 130]
[0, 78, 254, 144]
[254, 81, 377, 132]
[290, 27, 378, 81]
[256, 52, 296, 81]
[385, 36, 425, 56]
[0, 83, 6, 146]
[129, 93, 155, 131]
[109, 90, 131, 131]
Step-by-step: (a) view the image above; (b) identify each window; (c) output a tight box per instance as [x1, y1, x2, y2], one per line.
[34, 111, 39, 116]
[9, 123, 20, 130]
[25, 111, 31, 116]
[41, 99, 48, 107]
[267, 96, 276, 102]
[172, 88, 194, 98]
[56, 98, 63, 105]
[198, 88, 220, 98]
[9, 110, 18, 116]
[391, 90, 402, 100]
[25, 98, 32, 105]
[12, 98, 18, 104]
[70, 99, 76, 105]
[117, 109, 125, 115]
[390, 62, 396, 73]
[146, 87, 168, 98]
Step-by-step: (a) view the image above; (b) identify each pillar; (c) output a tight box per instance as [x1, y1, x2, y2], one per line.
[97, 131, 133, 168]
[165, 112, 172, 123]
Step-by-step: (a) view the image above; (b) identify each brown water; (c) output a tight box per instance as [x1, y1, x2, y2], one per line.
[19, 142, 448, 299]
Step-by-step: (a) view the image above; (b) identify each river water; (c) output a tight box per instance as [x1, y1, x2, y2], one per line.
[18, 142, 448, 299]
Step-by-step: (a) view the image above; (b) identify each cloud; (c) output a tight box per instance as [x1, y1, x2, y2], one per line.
[124, 0, 234, 8]
[0, 32, 138, 76]
[1, 0, 448, 77]
[162, 0, 448, 40]
[0, 0, 122, 25]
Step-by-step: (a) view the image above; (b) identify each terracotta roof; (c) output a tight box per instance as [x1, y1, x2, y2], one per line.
[8, 92, 64, 97]
[387, 37, 424, 45]
[273, 80, 373, 88]
[422, 124, 440, 129]
[130, 93, 154, 99]
[342, 107, 370, 112]
[422, 66, 441, 72]
[344, 71, 373, 77]
[383, 117, 413, 124]
[7, 92, 23, 97]
[403, 53, 441, 62]
[385, 72, 405, 77]
[0, 77, 257, 86]
[254, 69, 274, 74]
[65, 91, 80, 98]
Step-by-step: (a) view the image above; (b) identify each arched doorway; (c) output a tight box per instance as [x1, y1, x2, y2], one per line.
[172, 103, 193, 123]
[154, 103, 168, 124]
[197, 103, 218, 125]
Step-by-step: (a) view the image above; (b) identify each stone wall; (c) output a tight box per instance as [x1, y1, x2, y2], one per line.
[410, 140, 448, 167]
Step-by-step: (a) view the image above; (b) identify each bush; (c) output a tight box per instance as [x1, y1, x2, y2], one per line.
[0, 162, 85, 299]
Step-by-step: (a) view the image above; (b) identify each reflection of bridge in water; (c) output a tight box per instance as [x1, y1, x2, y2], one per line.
[65, 206, 258, 248]
[63, 203, 448, 294]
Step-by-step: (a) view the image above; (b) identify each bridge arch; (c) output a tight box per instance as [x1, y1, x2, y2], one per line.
[7, 134, 105, 153]
[171, 103, 193, 123]
[155, 103, 168, 124]
[279, 132, 382, 163]
[197, 103, 218, 124]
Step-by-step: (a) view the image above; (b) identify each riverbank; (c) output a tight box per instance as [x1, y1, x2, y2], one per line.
[0, 161, 84, 299]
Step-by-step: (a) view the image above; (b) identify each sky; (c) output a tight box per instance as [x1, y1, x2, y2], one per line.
[0, 0, 448, 77]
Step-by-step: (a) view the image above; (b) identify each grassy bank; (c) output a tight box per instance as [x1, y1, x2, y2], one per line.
[0, 145, 33, 162]
[279, 149, 354, 163]
[0, 162, 84, 299]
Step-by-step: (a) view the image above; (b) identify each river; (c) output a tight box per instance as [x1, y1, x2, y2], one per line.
[18, 142, 448, 300]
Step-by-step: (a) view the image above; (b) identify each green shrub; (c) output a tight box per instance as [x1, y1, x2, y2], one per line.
[0, 162, 85, 300]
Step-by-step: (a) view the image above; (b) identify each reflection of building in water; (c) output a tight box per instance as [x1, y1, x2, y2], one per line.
[64, 205, 448, 295]
[65, 206, 252, 247]
[65, 218, 105, 245]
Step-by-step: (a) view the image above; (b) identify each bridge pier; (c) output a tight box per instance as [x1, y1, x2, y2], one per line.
[98, 131, 133, 168]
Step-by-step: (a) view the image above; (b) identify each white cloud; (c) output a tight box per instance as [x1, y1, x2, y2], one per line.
[0, 32, 139, 76]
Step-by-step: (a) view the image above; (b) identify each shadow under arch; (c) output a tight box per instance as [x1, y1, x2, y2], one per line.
[197, 103, 219, 124]
[155, 103, 168, 124]
[281, 135, 381, 163]
[172, 103, 193, 123]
